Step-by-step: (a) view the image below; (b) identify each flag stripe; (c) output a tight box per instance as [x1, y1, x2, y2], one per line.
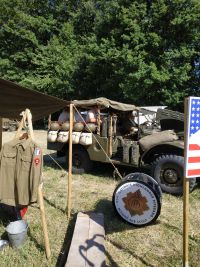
[188, 150, 200, 157]
[188, 157, 200, 163]
[187, 163, 200, 169]
[189, 144, 200, 150]
[188, 169, 200, 176]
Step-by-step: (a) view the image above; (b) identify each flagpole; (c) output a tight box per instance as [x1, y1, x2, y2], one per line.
[183, 97, 189, 267]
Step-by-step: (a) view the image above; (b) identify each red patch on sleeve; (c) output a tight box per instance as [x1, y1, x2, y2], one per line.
[34, 157, 40, 166]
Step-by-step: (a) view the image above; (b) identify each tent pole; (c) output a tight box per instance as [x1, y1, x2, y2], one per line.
[67, 104, 73, 218]
[0, 118, 2, 150]
[38, 184, 51, 259]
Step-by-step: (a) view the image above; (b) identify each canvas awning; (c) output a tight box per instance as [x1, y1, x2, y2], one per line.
[0, 79, 69, 121]
[72, 97, 137, 111]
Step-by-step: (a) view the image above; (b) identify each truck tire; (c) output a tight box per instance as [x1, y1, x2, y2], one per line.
[66, 146, 93, 174]
[151, 155, 196, 195]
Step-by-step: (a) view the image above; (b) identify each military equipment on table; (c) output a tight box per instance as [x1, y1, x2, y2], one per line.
[47, 97, 196, 195]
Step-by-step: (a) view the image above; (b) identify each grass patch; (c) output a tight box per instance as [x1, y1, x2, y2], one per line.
[0, 157, 200, 266]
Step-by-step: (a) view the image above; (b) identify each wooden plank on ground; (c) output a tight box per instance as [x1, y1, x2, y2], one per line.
[65, 212, 105, 267]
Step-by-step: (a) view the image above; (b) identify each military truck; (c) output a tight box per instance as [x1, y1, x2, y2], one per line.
[47, 97, 196, 195]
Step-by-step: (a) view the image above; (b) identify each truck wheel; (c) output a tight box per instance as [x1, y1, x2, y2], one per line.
[151, 155, 196, 195]
[66, 146, 93, 174]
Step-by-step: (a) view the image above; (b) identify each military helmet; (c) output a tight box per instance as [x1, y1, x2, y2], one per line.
[61, 121, 70, 131]
[50, 121, 60, 131]
[84, 123, 97, 133]
[73, 122, 84, 132]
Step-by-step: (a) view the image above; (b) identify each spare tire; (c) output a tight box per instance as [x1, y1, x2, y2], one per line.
[113, 179, 161, 226]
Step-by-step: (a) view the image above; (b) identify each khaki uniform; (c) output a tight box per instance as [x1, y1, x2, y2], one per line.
[0, 138, 42, 206]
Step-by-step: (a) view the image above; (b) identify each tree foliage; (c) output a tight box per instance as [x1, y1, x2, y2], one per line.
[0, 0, 200, 109]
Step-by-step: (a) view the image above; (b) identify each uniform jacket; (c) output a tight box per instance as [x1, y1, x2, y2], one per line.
[0, 138, 43, 206]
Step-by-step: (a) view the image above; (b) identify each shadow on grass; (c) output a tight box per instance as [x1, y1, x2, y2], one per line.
[89, 162, 141, 179]
[194, 178, 200, 190]
[27, 229, 44, 251]
[44, 153, 143, 179]
[43, 196, 65, 214]
[107, 238, 155, 267]
[43, 153, 66, 170]
[0, 213, 9, 240]
[55, 214, 77, 267]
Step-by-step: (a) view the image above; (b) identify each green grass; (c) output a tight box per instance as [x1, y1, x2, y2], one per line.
[1, 159, 200, 267]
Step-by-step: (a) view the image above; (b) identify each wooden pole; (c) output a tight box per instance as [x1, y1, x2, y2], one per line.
[108, 115, 113, 157]
[38, 184, 51, 260]
[48, 114, 51, 130]
[183, 98, 189, 267]
[183, 178, 189, 267]
[97, 106, 101, 135]
[67, 104, 73, 218]
[15, 111, 26, 139]
[0, 117, 2, 150]
[26, 109, 34, 140]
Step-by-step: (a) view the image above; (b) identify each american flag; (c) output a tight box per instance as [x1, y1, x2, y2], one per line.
[185, 97, 200, 178]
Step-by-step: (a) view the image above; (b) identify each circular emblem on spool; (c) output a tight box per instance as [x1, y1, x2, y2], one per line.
[113, 180, 161, 226]
[122, 172, 162, 203]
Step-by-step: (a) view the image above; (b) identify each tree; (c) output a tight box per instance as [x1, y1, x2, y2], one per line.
[0, 0, 78, 98]
[0, 0, 200, 109]
[73, 0, 200, 109]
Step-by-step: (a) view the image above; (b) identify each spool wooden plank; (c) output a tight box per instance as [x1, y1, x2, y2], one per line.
[65, 212, 105, 267]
